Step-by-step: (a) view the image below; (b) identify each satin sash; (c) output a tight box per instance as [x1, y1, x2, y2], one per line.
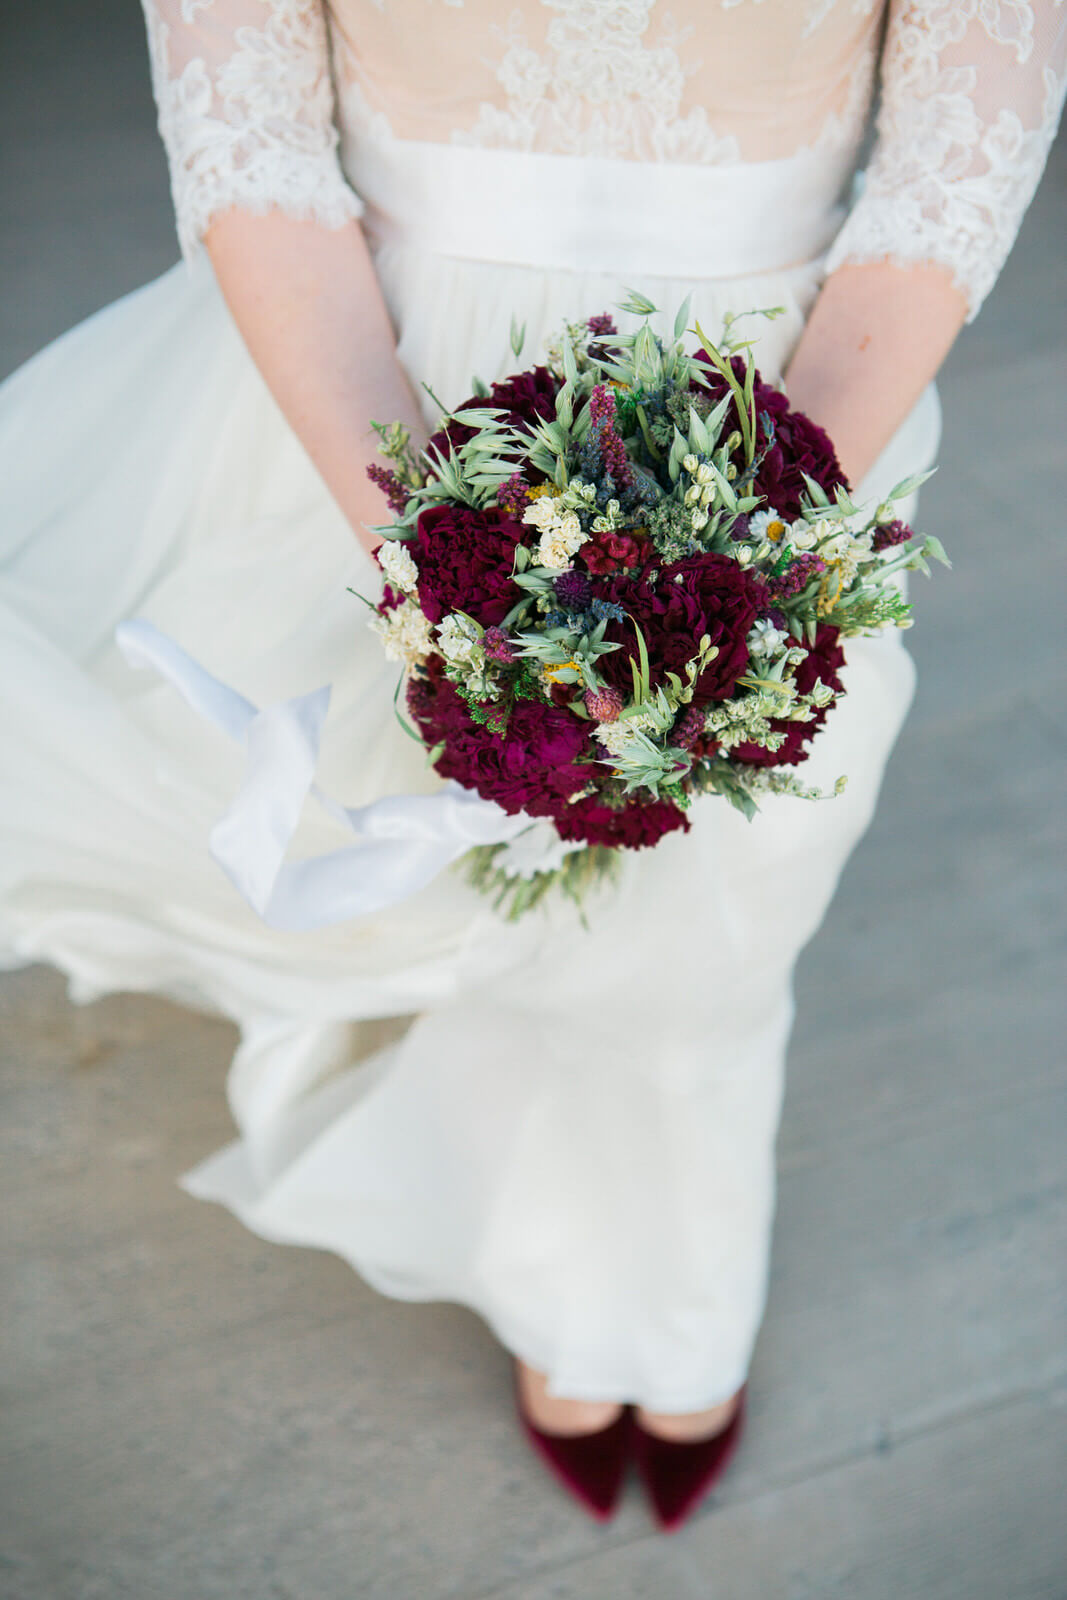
[343, 134, 851, 279]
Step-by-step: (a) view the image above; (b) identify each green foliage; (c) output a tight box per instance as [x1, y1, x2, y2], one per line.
[362, 293, 951, 918]
[462, 842, 621, 923]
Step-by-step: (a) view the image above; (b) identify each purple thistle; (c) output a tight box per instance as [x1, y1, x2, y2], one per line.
[366, 462, 409, 514]
[588, 384, 634, 489]
[554, 569, 592, 610]
[872, 518, 913, 553]
[497, 473, 530, 517]
[587, 313, 617, 336]
[768, 552, 826, 601]
[484, 626, 517, 663]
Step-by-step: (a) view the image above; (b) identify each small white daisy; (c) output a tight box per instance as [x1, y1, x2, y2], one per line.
[748, 508, 790, 543]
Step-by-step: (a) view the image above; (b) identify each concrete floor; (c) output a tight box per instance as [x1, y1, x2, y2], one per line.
[2, 5, 1066, 1597]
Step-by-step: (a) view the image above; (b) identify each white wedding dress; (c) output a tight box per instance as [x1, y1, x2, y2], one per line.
[2, 1, 1063, 1409]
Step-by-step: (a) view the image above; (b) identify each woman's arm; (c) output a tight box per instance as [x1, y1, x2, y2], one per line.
[784, 260, 967, 487]
[205, 209, 426, 555]
[141, 0, 423, 553]
[786, 0, 1065, 488]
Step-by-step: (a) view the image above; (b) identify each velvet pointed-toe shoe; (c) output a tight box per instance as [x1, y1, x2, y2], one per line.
[633, 1388, 746, 1532]
[515, 1387, 632, 1521]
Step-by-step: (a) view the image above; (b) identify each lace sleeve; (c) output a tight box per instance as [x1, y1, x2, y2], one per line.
[141, 0, 363, 260]
[825, 0, 1067, 320]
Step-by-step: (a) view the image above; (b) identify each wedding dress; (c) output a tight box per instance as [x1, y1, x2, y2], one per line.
[2, 1, 1063, 1409]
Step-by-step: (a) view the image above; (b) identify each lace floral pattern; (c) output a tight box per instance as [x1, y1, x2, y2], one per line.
[454, 2, 741, 163]
[142, 0, 361, 259]
[449, 0, 877, 162]
[826, 0, 1067, 317]
[141, 0, 1065, 316]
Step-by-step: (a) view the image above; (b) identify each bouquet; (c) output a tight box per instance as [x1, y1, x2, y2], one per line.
[364, 294, 948, 917]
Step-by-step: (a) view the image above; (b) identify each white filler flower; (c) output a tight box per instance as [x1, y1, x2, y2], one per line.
[523, 496, 588, 569]
[377, 539, 419, 595]
[436, 613, 482, 664]
[369, 600, 434, 666]
[594, 712, 657, 758]
[747, 618, 788, 659]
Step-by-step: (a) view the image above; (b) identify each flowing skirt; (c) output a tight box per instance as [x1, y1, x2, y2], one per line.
[0, 216, 940, 1409]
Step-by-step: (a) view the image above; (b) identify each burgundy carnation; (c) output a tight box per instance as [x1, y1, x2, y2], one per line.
[694, 353, 847, 517]
[597, 553, 764, 707]
[411, 503, 528, 627]
[427, 366, 559, 459]
[753, 384, 847, 517]
[733, 623, 846, 768]
[407, 670, 590, 818]
[580, 524, 646, 574]
[554, 795, 690, 850]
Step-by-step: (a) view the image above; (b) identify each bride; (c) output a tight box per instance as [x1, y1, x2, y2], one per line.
[2, 0, 1063, 1530]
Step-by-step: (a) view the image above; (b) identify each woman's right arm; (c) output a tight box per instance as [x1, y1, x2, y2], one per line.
[142, 0, 422, 554]
[205, 210, 426, 555]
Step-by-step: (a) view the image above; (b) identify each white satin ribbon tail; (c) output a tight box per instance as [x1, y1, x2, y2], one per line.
[115, 618, 538, 930]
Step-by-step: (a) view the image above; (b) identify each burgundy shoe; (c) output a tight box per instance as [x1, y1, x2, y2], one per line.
[515, 1380, 632, 1521]
[633, 1388, 746, 1532]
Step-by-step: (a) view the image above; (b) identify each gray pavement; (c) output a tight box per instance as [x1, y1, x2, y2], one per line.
[2, 4, 1066, 1597]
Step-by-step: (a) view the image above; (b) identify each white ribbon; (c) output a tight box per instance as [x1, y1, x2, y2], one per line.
[115, 619, 543, 930]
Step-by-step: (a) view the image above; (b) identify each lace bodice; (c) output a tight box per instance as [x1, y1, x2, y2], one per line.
[142, 0, 1066, 318]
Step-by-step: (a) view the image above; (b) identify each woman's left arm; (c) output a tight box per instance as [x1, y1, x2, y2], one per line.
[785, 0, 1066, 486]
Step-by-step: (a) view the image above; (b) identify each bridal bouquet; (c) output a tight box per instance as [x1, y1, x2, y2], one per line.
[364, 294, 948, 916]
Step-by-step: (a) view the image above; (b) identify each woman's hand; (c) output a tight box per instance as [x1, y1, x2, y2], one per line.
[204, 209, 428, 556]
[784, 259, 968, 488]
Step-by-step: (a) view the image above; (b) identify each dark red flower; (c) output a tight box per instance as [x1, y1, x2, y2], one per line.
[671, 705, 706, 750]
[427, 366, 559, 460]
[872, 518, 913, 552]
[597, 553, 764, 707]
[580, 524, 646, 574]
[693, 353, 847, 517]
[753, 385, 846, 518]
[586, 384, 633, 489]
[554, 795, 690, 850]
[410, 503, 528, 627]
[366, 462, 409, 513]
[407, 671, 590, 818]
[766, 551, 826, 603]
[733, 623, 846, 768]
